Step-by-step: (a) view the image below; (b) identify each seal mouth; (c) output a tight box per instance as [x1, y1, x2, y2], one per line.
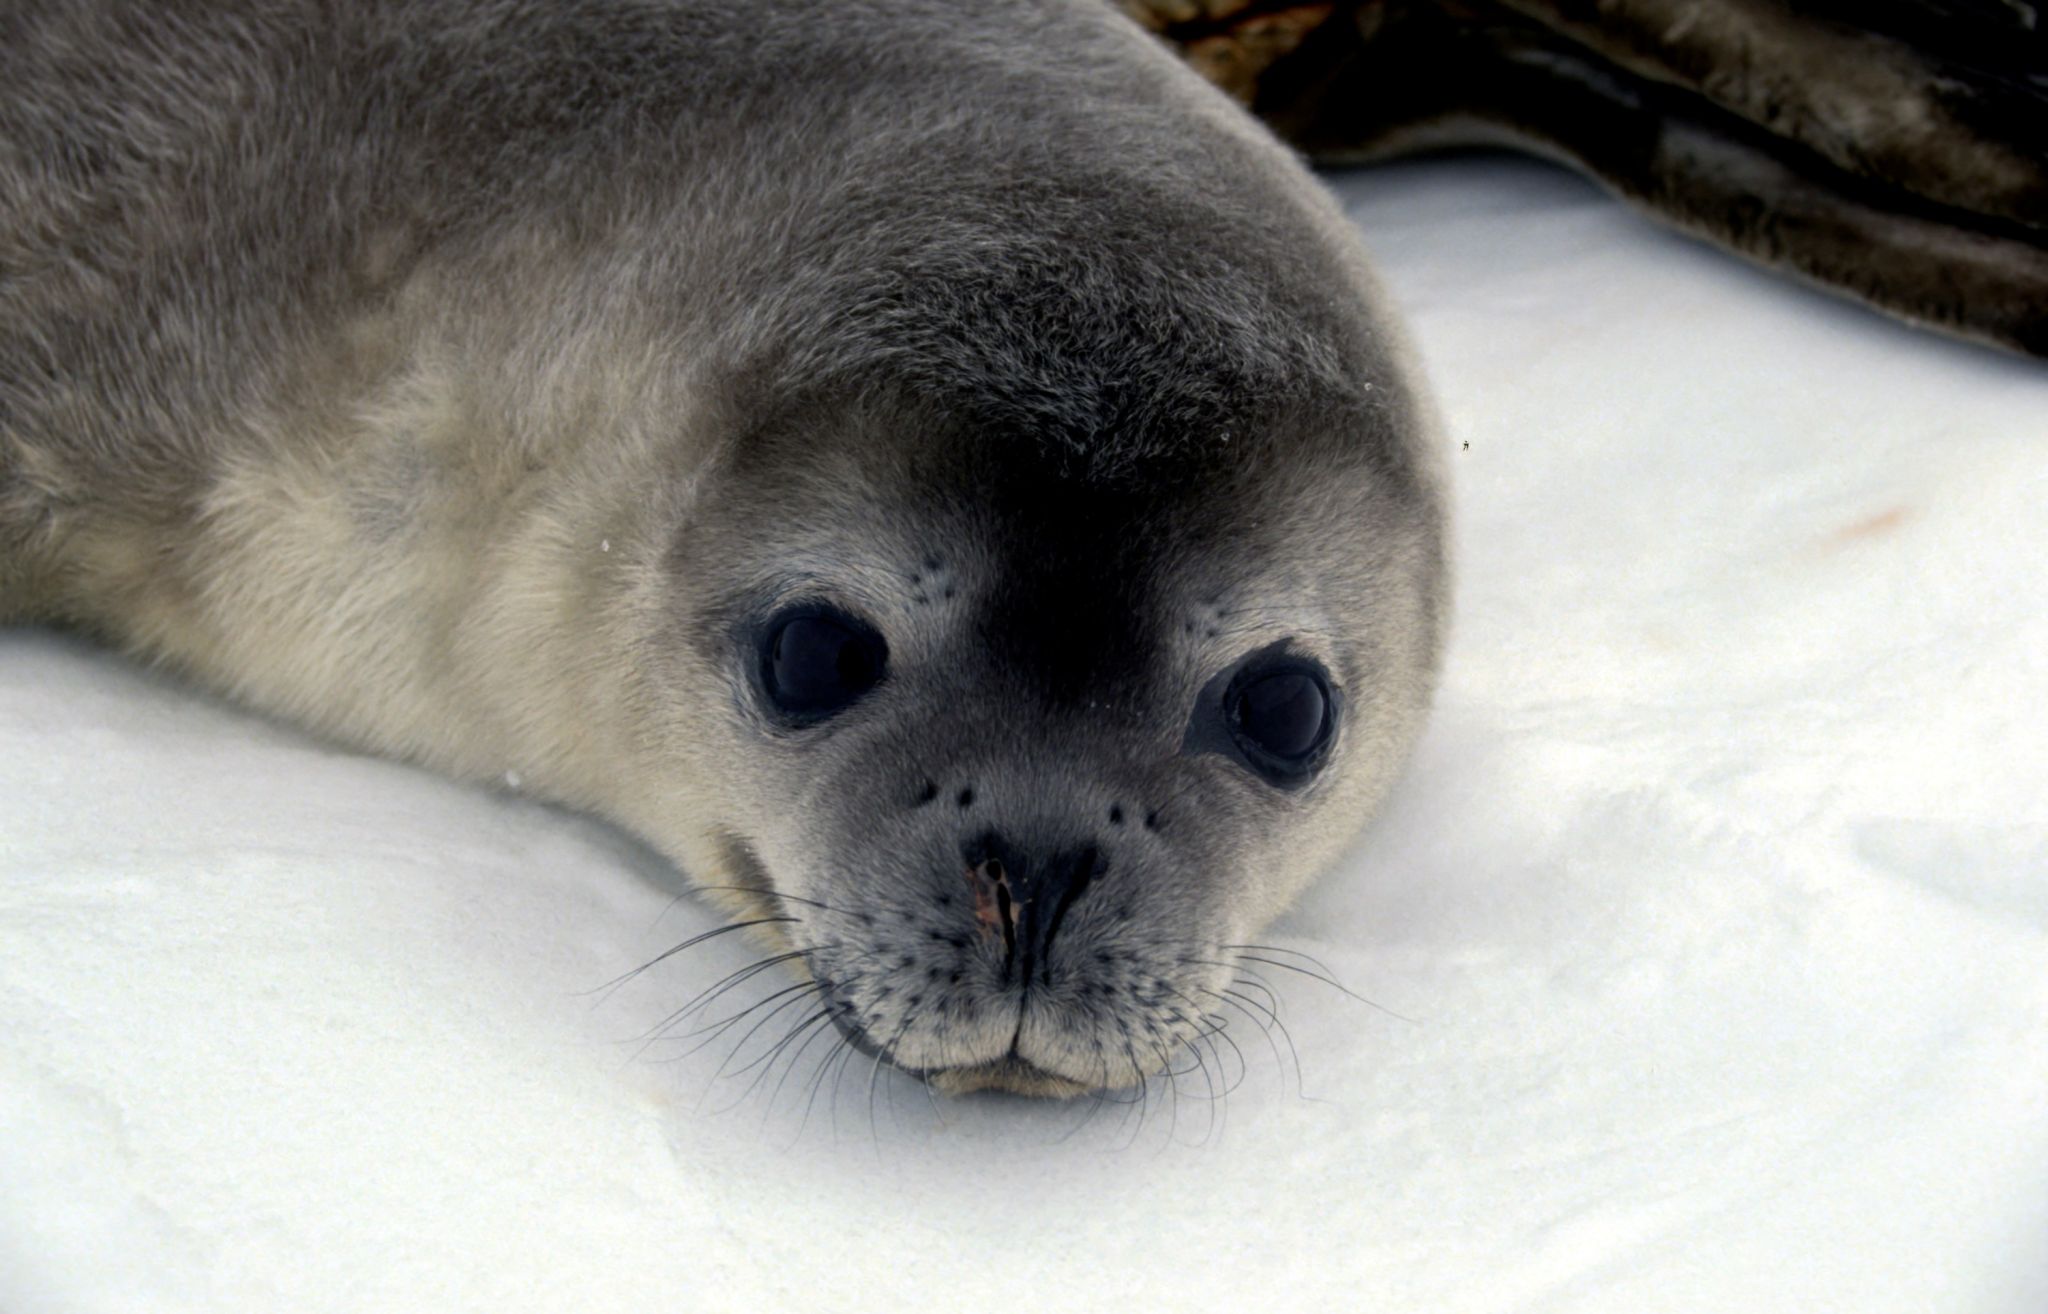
[825, 1003, 1093, 1099]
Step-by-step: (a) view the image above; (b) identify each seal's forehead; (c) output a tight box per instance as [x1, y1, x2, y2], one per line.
[708, 383, 1414, 637]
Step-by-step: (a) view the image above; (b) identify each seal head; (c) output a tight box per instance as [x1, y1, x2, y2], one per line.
[655, 237, 1445, 1095]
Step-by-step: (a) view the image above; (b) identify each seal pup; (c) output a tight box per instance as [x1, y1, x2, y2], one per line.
[0, 1, 1446, 1096]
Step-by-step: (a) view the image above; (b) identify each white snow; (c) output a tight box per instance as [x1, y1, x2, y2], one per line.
[4, 157, 2045, 1313]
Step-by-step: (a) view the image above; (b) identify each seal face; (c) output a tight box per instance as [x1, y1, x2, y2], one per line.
[0, 0, 1448, 1095]
[654, 375, 1444, 1094]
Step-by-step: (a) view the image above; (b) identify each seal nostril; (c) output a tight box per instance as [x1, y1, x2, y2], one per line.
[1033, 845, 1101, 985]
[992, 880, 1017, 967]
[966, 843, 1018, 971]
[963, 834, 1103, 986]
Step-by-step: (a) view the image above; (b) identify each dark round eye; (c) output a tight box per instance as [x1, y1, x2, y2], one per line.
[1227, 663, 1333, 780]
[760, 608, 888, 724]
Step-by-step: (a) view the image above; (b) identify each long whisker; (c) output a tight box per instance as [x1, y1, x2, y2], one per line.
[1227, 985, 1308, 1094]
[1187, 960, 1296, 1077]
[632, 949, 810, 1051]
[658, 978, 821, 1061]
[1220, 942, 1346, 982]
[1153, 1016, 1213, 1146]
[867, 1005, 924, 1153]
[1202, 985, 1293, 1096]
[705, 989, 827, 1084]
[1116, 1028, 1157, 1151]
[1221, 969, 1281, 1017]
[1163, 984, 1247, 1103]
[693, 884, 861, 920]
[793, 1031, 855, 1147]
[711, 1009, 834, 1116]
[1224, 950, 1415, 1023]
[1178, 1007, 1241, 1131]
[581, 916, 798, 1002]
[828, 1017, 868, 1143]
[765, 1010, 842, 1125]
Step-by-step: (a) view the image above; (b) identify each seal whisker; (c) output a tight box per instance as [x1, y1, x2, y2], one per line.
[1203, 1013, 1251, 1101]
[1113, 1028, 1158, 1152]
[1225, 950, 1415, 1023]
[1231, 985, 1336, 1108]
[707, 1009, 833, 1117]
[694, 885, 862, 922]
[880, 1000, 944, 1137]
[761, 1007, 846, 1123]
[714, 1003, 828, 1093]
[865, 1005, 924, 1153]
[1205, 1013, 1253, 1098]
[913, 1065, 946, 1128]
[657, 978, 822, 1060]
[1219, 943, 1347, 984]
[582, 916, 800, 1004]
[1146, 1021, 1215, 1147]
[1166, 1003, 1240, 1129]
[827, 1019, 869, 1144]
[679, 978, 823, 1072]
[1200, 985, 1293, 1096]
[1192, 1033, 1231, 1147]
[1190, 959, 1299, 1071]
[633, 950, 811, 1051]
[1160, 982, 1241, 1082]
[1218, 969, 1282, 1017]
[696, 988, 825, 1085]
[1160, 1001, 1233, 1139]
[792, 1032, 857, 1148]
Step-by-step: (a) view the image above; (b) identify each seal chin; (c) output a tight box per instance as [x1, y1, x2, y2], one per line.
[825, 999, 1098, 1098]
[922, 1059, 1093, 1100]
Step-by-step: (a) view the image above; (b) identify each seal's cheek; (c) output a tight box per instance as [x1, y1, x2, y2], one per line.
[698, 828, 788, 930]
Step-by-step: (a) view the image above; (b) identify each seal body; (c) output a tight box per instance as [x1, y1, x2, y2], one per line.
[0, 0, 1446, 1094]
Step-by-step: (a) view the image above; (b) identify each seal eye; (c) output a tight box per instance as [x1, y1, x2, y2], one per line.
[1227, 663, 1333, 780]
[760, 607, 888, 724]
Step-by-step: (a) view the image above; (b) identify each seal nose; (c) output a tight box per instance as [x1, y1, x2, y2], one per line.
[963, 834, 1103, 985]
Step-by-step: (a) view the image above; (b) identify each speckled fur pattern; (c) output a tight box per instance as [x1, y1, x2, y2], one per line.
[0, 0, 1447, 1095]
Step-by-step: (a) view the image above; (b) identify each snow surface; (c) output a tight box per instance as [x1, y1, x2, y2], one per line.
[4, 157, 2046, 1313]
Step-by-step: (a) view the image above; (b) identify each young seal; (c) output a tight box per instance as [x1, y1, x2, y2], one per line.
[0, 1, 1447, 1095]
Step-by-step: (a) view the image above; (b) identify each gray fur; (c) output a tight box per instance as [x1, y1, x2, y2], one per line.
[0, 0, 1446, 1094]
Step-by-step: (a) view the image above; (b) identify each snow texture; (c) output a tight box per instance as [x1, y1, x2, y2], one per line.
[3, 157, 2045, 1313]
